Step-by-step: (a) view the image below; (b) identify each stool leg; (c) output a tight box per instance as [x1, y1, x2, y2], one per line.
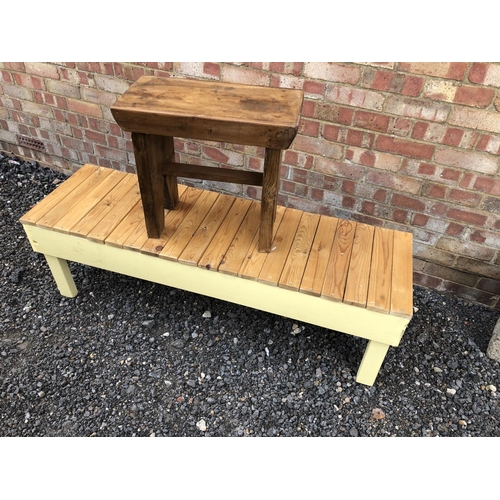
[132, 132, 178, 238]
[163, 136, 179, 210]
[259, 148, 281, 252]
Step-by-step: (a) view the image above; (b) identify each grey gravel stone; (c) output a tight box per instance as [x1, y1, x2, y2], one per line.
[1, 152, 500, 437]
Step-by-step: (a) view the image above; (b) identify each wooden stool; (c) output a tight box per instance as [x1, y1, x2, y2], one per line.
[111, 76, 304, 252]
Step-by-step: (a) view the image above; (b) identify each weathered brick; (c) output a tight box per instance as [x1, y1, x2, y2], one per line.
[477, 277, 500, 295]
[481, 196, 500, 213]
[177, 62, 220, 80]
[313, 102, 353, 124]
[446, 222, 465, 236]
[45, 79, 81, 99]
[423, 261, 478, 286]
[398, 62, 468, 80]
[423, 80, 457, 102]
[413, 271, 443, 289]
[434, 147, 498, 175]
[473, 175, 500, 195]
[298, 119, 319, 137]
[366, 170, 422, 194]
[385, 95, 450, 122]
[448, 107, 500, 134]
[441, 128, 464, 147]
[352, 110, 389, 132]
[303, 63, 360, 84]
[303, 80, 326, 98]
[20, 101, 53, 118]
[25, 62, 60, 79]
[326, 85, 384, 111]
[221, 65, 270, 86]
[412, 213, 429, 226]
[436, 236, 495, 260]
[314, 157, 365, 179]
[94, 74, 131, 94]
[67, 98, 103, 118]
[346, 146, 400, 171]
[3, 83, 32, 101]
[293, 135, 343, 159]
[441, 282, 497, 307]
[401, 75, 425, 96]
[375, 135, 435, 160]
[469, 63, 500, 87]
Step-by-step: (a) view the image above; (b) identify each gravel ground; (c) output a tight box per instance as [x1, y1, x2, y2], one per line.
[1, 152, 500, 438]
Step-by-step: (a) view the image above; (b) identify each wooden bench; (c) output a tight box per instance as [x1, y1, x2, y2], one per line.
[20, 164, 413, 386]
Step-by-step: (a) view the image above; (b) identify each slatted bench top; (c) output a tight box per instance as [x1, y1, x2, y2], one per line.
[20, 164, 413, 319]
[110, 76, 304, 149]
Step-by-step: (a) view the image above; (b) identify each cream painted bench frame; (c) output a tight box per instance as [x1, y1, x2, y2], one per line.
[22, 219, 411, 386]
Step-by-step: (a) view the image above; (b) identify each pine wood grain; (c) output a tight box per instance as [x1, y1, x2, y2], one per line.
[177, 194, 235, 266]
[198, 197, 252, 271]
[299, 216, 339, 296]
[321, 219, 356, 302]
[279, 212, 320, 291]
[20, 164, 98, 226]
[217, 201, 261, 276]
[367, 227, 394, 313]
[258, 208, 303, 287]
[105, 200, 145, 248]
[343, 223, 375, 307]
[159, 189, 219, 261]
[53, 170, 123, 233]
[36, 167, 114, 230]
[390, 230, 413, 318]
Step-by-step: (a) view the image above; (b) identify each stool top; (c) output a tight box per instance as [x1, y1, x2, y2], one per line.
[111, 76, 304, 149]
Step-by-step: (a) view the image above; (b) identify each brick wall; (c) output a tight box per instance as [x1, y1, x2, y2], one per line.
[1, 62, 500, 308]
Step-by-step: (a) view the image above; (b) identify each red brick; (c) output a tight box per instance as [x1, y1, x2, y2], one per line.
[294, 136, 343, 158]
[448, 188, 481, 207]
[342, 196, 356, 209]
[25, 62, 60, 79]
[322, 124, 340, 142]
[366, 170, 422, 193]
[84, 129, 107, 144]
[411, 122, 428, 140]
[447, 208, 487, 226]
[389, 118, 411, 136]
[360, 200, 376, 215]
[315, 158, 365, 180]
[470, 230, 486, 244]
[313, 102, 353, 124]
[375, 135, 435, 159]
[341, 179, 356, 195]
[310, 188, 324, 202]
[393, 209, 408, 223]
[203, 62, 220, 77]
[413, 213, 429, 226]
[440, 168, 461, 182]
[474, 176, 500, 195]
[352, 110, 389, 132]
[454, 86, 494, 107]
[298, 119, 319, 137]
[401, 75, 424, 96]
[446, 223, 465, 236]
[303, 80, 326, 97]
[301, 100, 315, 118]
[469, 63, 488, 84]
[363, 69, 394, 91]
[392, 193, 426, 211]
[418, 163, 436, 175]
[441, 128, 464, 147]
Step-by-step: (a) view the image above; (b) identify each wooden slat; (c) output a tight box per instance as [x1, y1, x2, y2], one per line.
[128, 184, 188, 253]
[321, 219, 356, 301]
[20, 165, 99, 226]
[258, 208, 303, 287]
[279, 212, 320, 291]
[69, 173, 138, 238]
[217, 201, 261, 276]
[52, 169, 125, 234]
[237, 205, 286, 280]
[367, 227, 394, 314]
[140, 185, 198, 256]
[198, 197, 252, 271]
[104, 200, 145, 248]
[390, 230, 413, 318]
[159, 189, 219, 261]
[86, 178, 142, 243]
[35, 167, 113, 230]
[299, 216, 339, 296]
[343, 223, 375, 307]
[178, 194, 235, 266]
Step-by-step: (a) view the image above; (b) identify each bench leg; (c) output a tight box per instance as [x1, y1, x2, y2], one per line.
[132, 132, 178, 238]
[44, 254, 78, 298]
[356, 340, 390, 386]
[259, 148, 281, 253]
